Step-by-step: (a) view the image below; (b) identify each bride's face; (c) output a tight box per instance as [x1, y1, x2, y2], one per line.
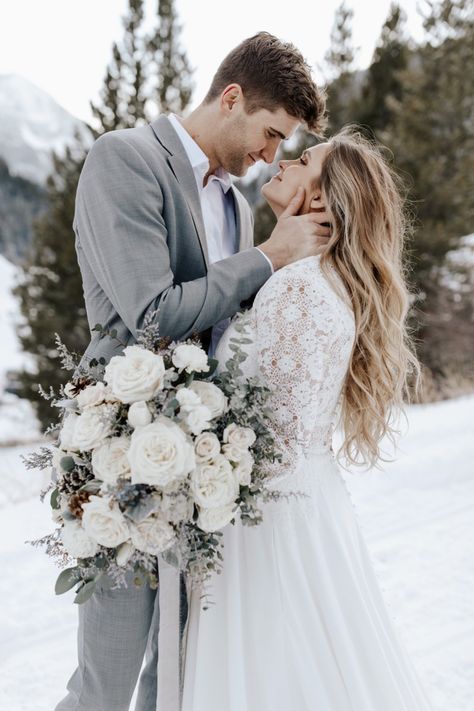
[261, 143, 330, 216]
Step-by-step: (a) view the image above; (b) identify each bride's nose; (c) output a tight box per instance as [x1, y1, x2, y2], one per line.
[278, 160, 289, 172]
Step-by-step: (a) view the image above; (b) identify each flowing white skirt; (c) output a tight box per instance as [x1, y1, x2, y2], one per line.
[181, 450, 434, 711]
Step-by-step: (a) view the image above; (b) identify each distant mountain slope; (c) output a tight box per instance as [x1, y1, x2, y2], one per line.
[0, 74, 91, 185]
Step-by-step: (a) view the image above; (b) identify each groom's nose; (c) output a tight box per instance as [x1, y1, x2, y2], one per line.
[259, 140, 280, 164]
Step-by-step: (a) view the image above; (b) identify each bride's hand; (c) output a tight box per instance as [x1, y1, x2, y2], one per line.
[258, 187, 331, 270]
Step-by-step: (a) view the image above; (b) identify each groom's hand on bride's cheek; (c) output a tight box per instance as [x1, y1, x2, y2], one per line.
[259, 187, 332, 270]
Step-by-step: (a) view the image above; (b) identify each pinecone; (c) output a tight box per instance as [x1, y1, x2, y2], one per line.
[57, 467, 95, 496]
[68, 491, 92, 519]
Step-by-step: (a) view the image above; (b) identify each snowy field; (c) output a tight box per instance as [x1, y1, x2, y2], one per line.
[0, 394, 472, 710]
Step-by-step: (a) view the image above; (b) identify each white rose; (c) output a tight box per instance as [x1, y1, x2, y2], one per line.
[197, 503, 238, 533]
[190, 455, 239, 509]
[104, 345, 165, 403]
[91, 435, 131, 484]
[59, 412, 78, 451]
[176, 387, 201, 408]
[222, 442, 247, 463]
[172, 344, 210, 374]
[194, 432, 221, 462]
[130, 515, 176, 554]
[82, 495, 130, 547]
[184, 405, 212, 436]
[60, 519, 100, 558]
[127, 401, 153, 428]
[223, 423, 256, 449]
[76, 381, 109, 410]
[189, 381, 228, 418]
[69, 404, 116, 452]
[233, 451, 254, 486]
[127, 416, 195, 487]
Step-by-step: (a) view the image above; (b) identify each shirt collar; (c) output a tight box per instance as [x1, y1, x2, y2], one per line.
[168, 113, 232, 193]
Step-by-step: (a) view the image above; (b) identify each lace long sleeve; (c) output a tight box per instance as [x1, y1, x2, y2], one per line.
[252, 259, 355, 481]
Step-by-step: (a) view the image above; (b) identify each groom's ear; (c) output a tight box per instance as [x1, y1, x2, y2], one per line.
[221, 84, 243, 114]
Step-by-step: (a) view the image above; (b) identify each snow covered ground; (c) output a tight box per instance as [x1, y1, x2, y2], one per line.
[0, 394, 472, 710]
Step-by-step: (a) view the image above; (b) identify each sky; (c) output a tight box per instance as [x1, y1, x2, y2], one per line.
[0, 0, 426, 123]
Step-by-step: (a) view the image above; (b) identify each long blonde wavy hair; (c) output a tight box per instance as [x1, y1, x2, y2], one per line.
[318, 126, 420, 468]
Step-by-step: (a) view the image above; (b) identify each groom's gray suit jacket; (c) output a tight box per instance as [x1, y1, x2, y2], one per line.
[73, 114, 272, 367]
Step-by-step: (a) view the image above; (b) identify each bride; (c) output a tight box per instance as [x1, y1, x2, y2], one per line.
[181, 127, 433, 710]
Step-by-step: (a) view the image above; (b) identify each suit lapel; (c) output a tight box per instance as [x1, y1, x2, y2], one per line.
[150, 115, 209, 267]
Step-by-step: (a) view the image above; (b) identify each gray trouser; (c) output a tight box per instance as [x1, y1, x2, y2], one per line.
[55, 570, 160, 711]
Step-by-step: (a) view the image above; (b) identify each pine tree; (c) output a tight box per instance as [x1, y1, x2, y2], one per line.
[323, 2, 360, 131]
[357, 3, 410, 137]
[12, 139, 90, 427]
[147, 0, 194, 115]
[12, 0, 193, 429]
[388, 0, 474, 389]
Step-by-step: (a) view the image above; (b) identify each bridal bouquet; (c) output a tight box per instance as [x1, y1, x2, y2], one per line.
[25, 311, 284, 604]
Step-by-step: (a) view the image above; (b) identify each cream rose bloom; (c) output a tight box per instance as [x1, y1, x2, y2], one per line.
[194, 432, 221, 463]
[127, 401, 153, 428]
[233, 451, 255, 486]
[190, 455, 239, 509]
[76, 381, 111, 410]
[172, 344, 210, 374]
[197, 503, 238, 532]
[68, 404, 116, 452]
[130, 514, 176, 554]
[91, 435, 131, 484]
[104, 345, 165, 403]
[222, 442, 247, 463]
[81, 496, 130, 547]
[127, 416, 195, 487]
[223, 423, 256, 449]
[60, 519, 100, 558]
[189, 381, 228, 418]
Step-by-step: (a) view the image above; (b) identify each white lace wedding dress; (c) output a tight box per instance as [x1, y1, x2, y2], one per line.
[181, 255, 433, 711]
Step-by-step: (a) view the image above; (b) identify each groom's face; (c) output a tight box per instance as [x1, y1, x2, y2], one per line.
[217, 97, 300, 177]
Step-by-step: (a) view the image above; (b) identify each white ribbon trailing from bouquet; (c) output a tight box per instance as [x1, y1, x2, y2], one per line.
[156, 555, 192, 711]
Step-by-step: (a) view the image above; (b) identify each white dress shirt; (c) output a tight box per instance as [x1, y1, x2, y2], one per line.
[168, 113, 273, 356]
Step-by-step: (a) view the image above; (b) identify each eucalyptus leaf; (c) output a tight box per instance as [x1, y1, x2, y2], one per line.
[50, 487, 60, 510]
[55, 567, 80, 595]
[60, 456, 75, 472]
[74, 579, 98, 604]
[79, 479, 102, 493]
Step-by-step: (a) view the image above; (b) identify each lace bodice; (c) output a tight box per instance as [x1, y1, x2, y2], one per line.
[215, 256, 356, 480]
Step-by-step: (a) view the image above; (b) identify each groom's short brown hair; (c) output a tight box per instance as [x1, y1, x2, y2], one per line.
[204, 32, 327, 134]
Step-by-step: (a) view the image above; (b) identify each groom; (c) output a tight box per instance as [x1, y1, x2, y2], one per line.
[56, 32, 328, 711]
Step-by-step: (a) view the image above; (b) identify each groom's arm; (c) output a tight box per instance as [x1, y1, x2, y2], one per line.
[74, 132, 272, 342]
